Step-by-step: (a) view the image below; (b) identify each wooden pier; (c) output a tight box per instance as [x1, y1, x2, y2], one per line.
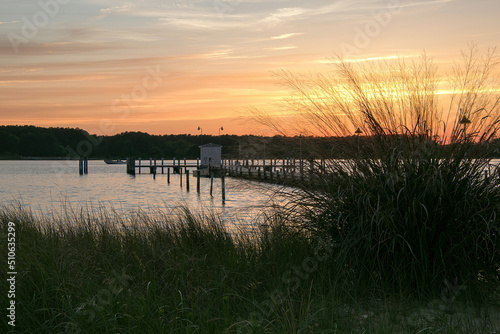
[126, 157, 200, 176]
[125, 156, 325, 185]
[221, 158, 326, 185]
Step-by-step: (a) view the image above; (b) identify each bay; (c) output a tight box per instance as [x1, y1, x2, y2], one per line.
[0, 160, 283, 230]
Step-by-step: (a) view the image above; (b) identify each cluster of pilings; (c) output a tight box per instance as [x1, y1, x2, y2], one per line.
[78, 157, 88, 175]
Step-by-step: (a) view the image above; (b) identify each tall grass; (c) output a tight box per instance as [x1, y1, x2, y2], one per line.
[253, 45, 500, 296]
[1, 204, 499, 333]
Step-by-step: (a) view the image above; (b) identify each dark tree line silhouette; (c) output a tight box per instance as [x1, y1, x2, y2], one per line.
[2, 125, 500, 159]
[0, 125, 335, 159]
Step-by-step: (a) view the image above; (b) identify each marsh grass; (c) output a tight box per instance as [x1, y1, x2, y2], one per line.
[253, 45, 500, 299]
[1, 204, 499, 333]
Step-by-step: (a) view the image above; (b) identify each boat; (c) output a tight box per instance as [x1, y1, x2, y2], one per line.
[104, 159, 127, 165]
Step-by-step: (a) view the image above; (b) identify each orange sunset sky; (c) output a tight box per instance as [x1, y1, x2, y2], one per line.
[1, 0, 499, 136]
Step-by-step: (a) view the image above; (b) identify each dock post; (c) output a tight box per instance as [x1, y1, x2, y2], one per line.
[180, 166, 183, 188]
[210, 172, 214, 197]
[300, 159, 304, 181]
[186, 167, 190, 191]
[129, 157, 136, 176]
[138, 158, 141, 174]
[167, 168, 170, 184]
[221, 172, 226, 204]
[161, 158, 164, 174]
[263, 158, 266, 179]
[197, 169, 200, 193]
[309, 159, 314, 185]
[84, 157, 88, 174]
[197, 158, 200, 167]
[153, 159, 157, 180]
[79, 158, 83, 175]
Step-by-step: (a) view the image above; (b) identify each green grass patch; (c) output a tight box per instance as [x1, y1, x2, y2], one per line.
[1, 205, 499, 333]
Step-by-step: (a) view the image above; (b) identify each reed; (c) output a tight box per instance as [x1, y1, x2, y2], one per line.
[1, 204, 499, 333]
[253, 45, 500, 297]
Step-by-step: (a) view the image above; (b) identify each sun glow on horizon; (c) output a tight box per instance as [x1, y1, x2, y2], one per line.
[0, 0, 499, 135]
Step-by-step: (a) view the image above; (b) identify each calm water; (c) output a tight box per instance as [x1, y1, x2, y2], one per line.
[0, 160, 284, 229]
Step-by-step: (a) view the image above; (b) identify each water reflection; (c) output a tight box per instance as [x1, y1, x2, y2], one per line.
[0, 160, 285, 231]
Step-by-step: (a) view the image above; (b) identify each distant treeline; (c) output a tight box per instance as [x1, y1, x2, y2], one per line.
[0, 125, 336, 159]
[2, 125, 500, 159]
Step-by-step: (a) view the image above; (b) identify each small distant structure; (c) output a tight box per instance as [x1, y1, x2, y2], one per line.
[200, 143, 222, 168]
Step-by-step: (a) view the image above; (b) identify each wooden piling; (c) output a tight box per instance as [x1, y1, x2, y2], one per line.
[180, 166, 183, 188]
[79, 158, 83, 175]
[167, 168, 170, 184]
[197, 169, 201, 193]
[161, 158, 164, 174]
[79, 157, 88, 175]
[150, 158, 157, 176]
[221, 172, 226, 203]
[210, 172, 214, 197]
[299, 159, 304, 181]
[126, 157, 136, 175]
[186, 167, 190, 191]
[138, 158, 141, 174]
[263, 158, 266, 179]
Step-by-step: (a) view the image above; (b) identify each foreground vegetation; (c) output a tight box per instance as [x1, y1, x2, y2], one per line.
[255, 45, 500, 300]
[2, 45, 500, 333]
[0, 205, 499, 334]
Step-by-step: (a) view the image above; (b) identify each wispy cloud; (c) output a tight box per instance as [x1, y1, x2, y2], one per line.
[0, 20, 19, 25]
[314, 54, 420, 64]
[269, 46, 297, 51]
[271, 33, 302, 40]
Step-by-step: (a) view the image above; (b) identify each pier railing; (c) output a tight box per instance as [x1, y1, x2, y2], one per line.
[125, 157, 327, 183]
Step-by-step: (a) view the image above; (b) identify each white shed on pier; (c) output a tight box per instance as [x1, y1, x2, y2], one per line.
[200, 143, 222, 168]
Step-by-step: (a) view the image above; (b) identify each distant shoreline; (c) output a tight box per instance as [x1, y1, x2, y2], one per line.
[0, 157, 103, 161]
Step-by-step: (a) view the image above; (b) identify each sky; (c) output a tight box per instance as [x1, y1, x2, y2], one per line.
[1, 0, 499, 136]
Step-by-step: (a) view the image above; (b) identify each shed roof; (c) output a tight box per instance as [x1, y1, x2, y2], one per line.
[199, 143, 222, 148]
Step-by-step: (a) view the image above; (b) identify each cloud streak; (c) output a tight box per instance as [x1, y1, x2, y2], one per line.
[0, 0, 498, 134]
